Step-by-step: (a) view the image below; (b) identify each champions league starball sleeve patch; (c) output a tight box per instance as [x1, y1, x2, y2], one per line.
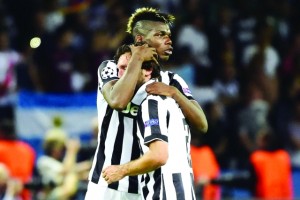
[101, 61, 117, 79]
[144, 119, 159, 127]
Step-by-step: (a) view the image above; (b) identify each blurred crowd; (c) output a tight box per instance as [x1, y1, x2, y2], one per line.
[1, 0, 300, 199]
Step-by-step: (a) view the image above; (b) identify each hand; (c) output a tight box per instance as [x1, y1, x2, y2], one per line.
[102, 165, 125, 184]
[129, 44, 159, 66]
[65, 138, 81, 153]
[146, 82, 176, 97]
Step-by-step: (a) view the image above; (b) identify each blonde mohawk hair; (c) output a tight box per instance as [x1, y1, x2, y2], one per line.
[126, 7, 175, 34]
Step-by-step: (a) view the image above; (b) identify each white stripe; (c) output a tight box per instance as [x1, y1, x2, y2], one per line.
[120, 117, 134, 190]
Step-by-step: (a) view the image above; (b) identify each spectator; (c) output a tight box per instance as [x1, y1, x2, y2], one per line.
[77, 117, 98, 162]
[36, 125, 91, 200]
[235, 83, 270, 168]
[0, 163, 23, 200]
[190, 132, 221, 200]
[84, 29, 114, 91]
[208, 6, 234, 70]
[231, 1, 257, 68]
[281, 32, 300, 100]
[212, 59, 239, 107]
[242, 51, 279, 105]
[176, 12, 212, 85]
[202, 102, 232, 169]
[205, 127, 294, 200]
[0, 28, 22, 121]
[0, 119, 35, 200]
[242, 20, 280, 79]
[34, 24, 77, 93]
[15, 41, 43, 92]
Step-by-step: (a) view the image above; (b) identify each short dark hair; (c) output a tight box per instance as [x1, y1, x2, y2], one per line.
[113, 44, 131, 64]
[126, 7, 175, 37]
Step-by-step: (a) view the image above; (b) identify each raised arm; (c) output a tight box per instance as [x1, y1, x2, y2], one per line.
[102, 44, 158, 110]
[102, 140, 168, 184]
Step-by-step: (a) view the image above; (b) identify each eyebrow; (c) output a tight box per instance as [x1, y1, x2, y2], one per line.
[156, 30, 170, 35]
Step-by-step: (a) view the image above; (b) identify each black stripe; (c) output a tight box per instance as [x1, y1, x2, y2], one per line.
[143, 174, 150, 198]
[108, 112, 124, 190]
[137, 107, 145, 138]
[128, 119, 140, 193]
[111, 113, 124, 165]
[172, 173, 185, 200]
[162, 174, 167, 200]
[148, 99, 161, 134]
[91, 106, 113, 183]
[153, 169, 162, 200]
[167, 71, 175, 85]
[166, 110, 170, 128]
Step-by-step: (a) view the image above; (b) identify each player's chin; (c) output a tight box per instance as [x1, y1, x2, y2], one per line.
[159, 55, 170, 61]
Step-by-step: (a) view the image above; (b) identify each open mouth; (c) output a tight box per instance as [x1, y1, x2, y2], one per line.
[164, 48, 173, 55]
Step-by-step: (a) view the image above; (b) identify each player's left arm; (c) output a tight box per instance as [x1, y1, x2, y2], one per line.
[146, 82, 208, 133]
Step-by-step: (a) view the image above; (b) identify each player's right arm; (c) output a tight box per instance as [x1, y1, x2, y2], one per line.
[102, 140, 168, 184]
[102, 96, 169, 183]
[100, 45, 158, 110]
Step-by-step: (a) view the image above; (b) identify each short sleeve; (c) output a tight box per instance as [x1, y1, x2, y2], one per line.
[98, 60, 119, 90]
[140, 96, 168, 145]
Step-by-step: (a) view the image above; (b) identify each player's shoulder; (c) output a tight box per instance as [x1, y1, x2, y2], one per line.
[98, 60, 116, 71]
[98, 60, 118, 79]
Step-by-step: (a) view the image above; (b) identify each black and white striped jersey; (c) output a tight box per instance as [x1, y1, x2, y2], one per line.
[159, 70, 194, 102]
[88, 60, 145, 194]
[137, 95, 196, 200]
[88, 60, 195, 194]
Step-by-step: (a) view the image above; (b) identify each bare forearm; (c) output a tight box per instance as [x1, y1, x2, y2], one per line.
[105, 57, 143, 109]
[124, 141, 168, 176]
[63, 150, 78, 172]
[123, 152, 163, 176]
[102, 141, 168, 184]
[173, 90, 208, 133]
[102, 152, 163, 184]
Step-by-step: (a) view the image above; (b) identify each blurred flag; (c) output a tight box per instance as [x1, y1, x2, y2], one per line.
[15, 90, 97, 139]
